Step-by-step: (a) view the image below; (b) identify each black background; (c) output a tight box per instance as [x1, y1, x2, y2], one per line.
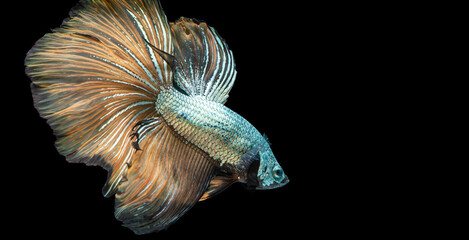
[8, 0, 403, 239]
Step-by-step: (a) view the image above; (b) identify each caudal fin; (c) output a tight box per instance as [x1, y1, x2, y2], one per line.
[25, 0, 172, 197]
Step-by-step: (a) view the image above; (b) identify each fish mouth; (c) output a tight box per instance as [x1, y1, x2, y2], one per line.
[256, 175, 289, 190]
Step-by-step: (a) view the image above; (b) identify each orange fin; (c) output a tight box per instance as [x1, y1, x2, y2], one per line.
[115, 122, 217, 234]
[199, 175, 237, 201]
[25, 0, 173, 197]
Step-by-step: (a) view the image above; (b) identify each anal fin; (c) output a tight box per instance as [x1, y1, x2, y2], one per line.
[115, 122, 217, 234]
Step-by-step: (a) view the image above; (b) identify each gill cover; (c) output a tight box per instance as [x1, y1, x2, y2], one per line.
[258, 150, 287, 189]
[240, 143, 288, 190]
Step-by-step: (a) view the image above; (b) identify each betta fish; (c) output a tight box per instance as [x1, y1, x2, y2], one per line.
[25, 0, 288, 234]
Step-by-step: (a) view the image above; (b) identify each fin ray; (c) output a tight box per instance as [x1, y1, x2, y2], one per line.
[115, 121, 217, 234]
[199, 175, 236, 201]
[170, 17, 237, 104]
[25, 0, 173, 197]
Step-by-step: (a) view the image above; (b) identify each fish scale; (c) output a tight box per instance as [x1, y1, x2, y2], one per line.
[156, 88, 263, 168]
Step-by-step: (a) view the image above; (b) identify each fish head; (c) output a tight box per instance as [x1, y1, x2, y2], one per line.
[244, 143, 289, 190]
[256, 147, 289, 190]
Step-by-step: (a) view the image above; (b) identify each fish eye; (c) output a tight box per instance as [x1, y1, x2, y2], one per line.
[272, 166, 284, 181]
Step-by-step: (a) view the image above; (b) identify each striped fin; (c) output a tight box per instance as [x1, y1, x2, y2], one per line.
[25, 0, 172, 197]
[170, 17, 237, 104]
[115, 120, 217, 234]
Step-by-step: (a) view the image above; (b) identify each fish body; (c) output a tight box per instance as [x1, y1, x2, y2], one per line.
[25, 0, 288, 234]
[156, 89, 260, 170]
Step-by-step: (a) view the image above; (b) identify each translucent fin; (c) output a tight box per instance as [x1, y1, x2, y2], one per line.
[170, 17, 237, 104]
[115, 121, 217, 234]
[199, 175, 236, 201]
[25, 0, 173, 197]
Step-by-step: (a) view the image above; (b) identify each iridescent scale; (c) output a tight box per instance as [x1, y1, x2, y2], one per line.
[156, 89, 264, 167]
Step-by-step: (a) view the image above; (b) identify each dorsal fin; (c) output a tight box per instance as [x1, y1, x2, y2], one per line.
[170, 17, 237, 104]
[144, 39, 189, 95]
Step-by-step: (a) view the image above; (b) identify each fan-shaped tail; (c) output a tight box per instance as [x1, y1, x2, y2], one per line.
[25, 0, 172, 197]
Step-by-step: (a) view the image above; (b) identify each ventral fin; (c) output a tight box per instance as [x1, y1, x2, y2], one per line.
[199, 175, 237, 201]
[170, 17, 237, 104]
